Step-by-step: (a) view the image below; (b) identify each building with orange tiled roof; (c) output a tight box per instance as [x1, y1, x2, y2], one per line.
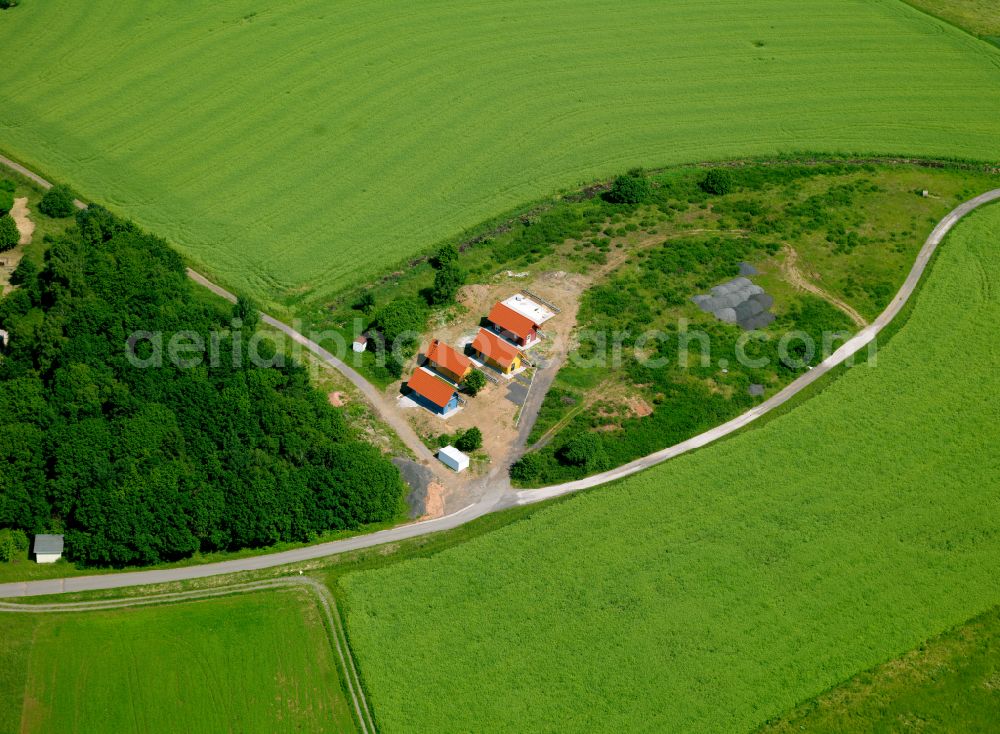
[406, 367, 461, 415]
[424, 339, 473, 384]
[471, 328, 523, 375]
[486, 302, 540, 347]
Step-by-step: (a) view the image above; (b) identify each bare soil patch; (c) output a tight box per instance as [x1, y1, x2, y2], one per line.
[420, 481, 447, 520]
[11, 197, 34, 245]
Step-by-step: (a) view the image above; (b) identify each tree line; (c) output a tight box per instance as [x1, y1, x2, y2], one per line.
[0, 206, 404, 566]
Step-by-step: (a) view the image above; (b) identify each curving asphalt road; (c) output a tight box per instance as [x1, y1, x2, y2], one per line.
[1, 152, 998, 598]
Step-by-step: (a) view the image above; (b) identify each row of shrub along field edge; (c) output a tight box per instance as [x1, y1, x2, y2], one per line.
[1, 0, 1000, 309]
[339, 203, 1000, 733]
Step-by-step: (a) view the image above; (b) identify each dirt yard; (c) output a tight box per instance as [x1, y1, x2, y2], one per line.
[396, 267, 594, 467]
[1, 198, 33, 296]
[11, 197, 35, 245]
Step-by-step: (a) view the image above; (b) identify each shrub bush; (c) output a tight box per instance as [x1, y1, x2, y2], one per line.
[0, 189, 13, 216]
[0, 214, 19, 251]
[38, 184, 76, 218]
[606, 173, 652, 205]
[700, 169, 734, 195]
[433, 243, 459, 268]
[464, 369, 487, 396]
[558, 432, 608, 470]
[456, 427, 483, 452]
[510, 452, 545, 483]
[354, 291, 376, 313]
[0, 528, 29, 562]
[430, 261, 463, 305]
[372, 298, 428, 346]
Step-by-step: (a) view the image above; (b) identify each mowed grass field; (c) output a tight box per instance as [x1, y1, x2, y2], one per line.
[0, 589, 356, 733]
[2, 1, 1000, 309]
[340, 203, 1000, 732]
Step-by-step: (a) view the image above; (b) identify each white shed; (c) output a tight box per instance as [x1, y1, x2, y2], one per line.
[437, 445, 470, 473]
[33, 534, 64, 564]
[352, 335, 368, 353]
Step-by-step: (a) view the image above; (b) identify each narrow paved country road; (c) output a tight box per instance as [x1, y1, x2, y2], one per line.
[0, 577, 376, 734]
[1, 152, 998, 598]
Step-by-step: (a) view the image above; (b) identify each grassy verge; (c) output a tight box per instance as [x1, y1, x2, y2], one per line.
[759, 604, 1000, 732]
[900, 0, 1000, 43]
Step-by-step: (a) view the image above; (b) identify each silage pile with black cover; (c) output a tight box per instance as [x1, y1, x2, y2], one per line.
[692, 276, 775, 330]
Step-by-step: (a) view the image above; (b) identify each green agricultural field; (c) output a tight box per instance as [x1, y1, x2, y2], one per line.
[760, 604, 1000, 733]
[903, 0, 1000, 41]
[340, 203, 1000, 732]
[2, 1, 1000, 310]
[0, 589, 357, 733]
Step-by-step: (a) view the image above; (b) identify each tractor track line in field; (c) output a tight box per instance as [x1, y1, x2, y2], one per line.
[0, 577, 376, 734]
[781, 244, 870, 328]
[1, 153, 998, 598]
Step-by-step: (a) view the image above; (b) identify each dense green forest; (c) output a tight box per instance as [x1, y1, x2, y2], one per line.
[0, 207, 403, 566]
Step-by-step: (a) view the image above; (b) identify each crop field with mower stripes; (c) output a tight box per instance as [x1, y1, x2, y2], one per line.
[1, 0, 1000, 309]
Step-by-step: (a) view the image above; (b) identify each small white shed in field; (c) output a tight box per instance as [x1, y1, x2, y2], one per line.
[33, 534, 64, 564]
[352, 335, 368, 353]
[437, 445, 470, 473]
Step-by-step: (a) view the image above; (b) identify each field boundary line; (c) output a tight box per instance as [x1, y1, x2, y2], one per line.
[0, 152, 997, 597]
[0, 577, 376, 734]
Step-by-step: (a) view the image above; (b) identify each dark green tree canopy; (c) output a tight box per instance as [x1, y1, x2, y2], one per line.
[700, 168, 734, 196]
[430, 261, 463, 305]
[0, 215, 18, 251]
[456, 426, 482, 452]
[0, 189, 13, 217]
[463, 369, 487, 396]
[233, 294, 260, 330]
[0, 206, 404, 566]
[606, 173, 652, 205]
[38, 184, 77, 218]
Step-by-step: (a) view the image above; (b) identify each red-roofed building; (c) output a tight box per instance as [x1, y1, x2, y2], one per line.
[424, 339, 473, 384]
[486, 302, 540, 347]
[406, 367, 461, 415]
[471, 329, 523, 375]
